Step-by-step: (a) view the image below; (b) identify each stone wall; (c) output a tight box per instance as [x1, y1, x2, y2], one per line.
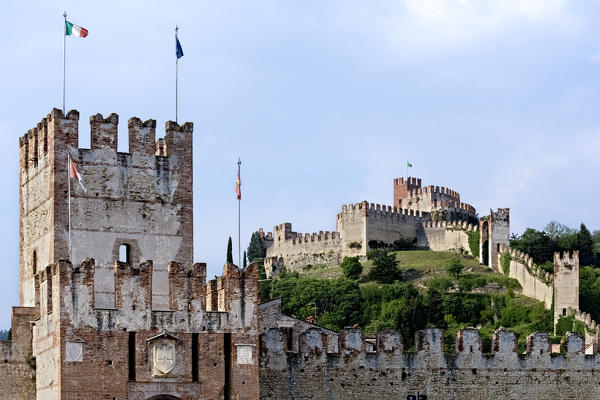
[0, 307, 36, 400]
[419, 221, 478, 255]
[260, 326, 600, 400]
[497, 245, 553, 309]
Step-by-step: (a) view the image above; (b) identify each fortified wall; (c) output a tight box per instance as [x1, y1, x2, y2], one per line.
[260, 325, 600, 400]
[497, 244, 553, 309]
[262, 200, 481, 276]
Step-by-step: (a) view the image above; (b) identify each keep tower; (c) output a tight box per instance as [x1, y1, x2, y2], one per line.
[19, 108, 194, 310]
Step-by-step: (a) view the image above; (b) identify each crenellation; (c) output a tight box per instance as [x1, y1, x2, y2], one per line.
[90, 112, 119, 150]
[128, 117, 156, 156]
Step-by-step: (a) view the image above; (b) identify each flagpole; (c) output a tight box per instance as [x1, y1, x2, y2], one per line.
[175, 26, 179, 124]
[68, 154, 71, 261]
[237, 159, 241, 268]
[62, 11, 67, 113]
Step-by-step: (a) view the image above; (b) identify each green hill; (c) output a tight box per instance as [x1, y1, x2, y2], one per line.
[262, 250, 554, 353]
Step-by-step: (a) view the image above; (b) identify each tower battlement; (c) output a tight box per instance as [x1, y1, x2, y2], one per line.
[393, 177, 476, 219]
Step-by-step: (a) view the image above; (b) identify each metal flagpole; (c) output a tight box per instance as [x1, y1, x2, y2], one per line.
[175, 26, 179, 124]
[238, 159, 241, 268]
[68, 154, 71, 261]
[62, 12, 67, 113]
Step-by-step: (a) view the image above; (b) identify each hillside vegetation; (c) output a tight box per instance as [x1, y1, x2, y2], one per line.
[261, 251, 551, 353]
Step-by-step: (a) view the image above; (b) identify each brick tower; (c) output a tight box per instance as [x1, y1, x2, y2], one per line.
[10, 109, 260, 399]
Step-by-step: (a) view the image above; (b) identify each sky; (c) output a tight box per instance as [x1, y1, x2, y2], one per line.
[1, 0, 599, 328]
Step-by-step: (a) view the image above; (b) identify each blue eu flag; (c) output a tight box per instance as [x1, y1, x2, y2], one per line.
[176, 37, 184, 59]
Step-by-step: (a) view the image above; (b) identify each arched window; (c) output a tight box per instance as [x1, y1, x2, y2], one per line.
[562, 308, 567, 316]
[119, 244, 130, 264]
[32, 250, 37, 273]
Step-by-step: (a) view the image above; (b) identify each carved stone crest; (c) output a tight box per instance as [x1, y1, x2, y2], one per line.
[236, 344, 255, 365]
[66, 341, 83, 362]
[147, 331, 182, 377]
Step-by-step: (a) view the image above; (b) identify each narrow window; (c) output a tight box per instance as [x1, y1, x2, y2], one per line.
[119, 244, 130, 264]
[128, 332, 136, 381]
[497, 244, 501, 252]
[224, 333, 232, 399]
[562, 308, 567, 316]
[32, 250, 37, 274]
[46, 272, 52, 314]
[192, 333, 199, 382]
[282, 327, 293, 351]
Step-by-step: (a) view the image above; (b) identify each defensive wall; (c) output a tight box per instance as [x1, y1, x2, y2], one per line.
[393, 177, 476, 220]
[4, 258, 260, 400]
[419, 220, 478, 253]
[260, 325, 600, 400]
[263, 202, 482, 276]
[497, 244, 553, 309]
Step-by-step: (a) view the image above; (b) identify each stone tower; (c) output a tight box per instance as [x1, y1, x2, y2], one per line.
[19, 109, 193, 310]
[480, 208, 510, 271]
[554, 251, 580, 327]
[10, 109, 260, 399]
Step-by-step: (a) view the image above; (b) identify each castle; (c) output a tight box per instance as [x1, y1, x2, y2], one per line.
[261, 177, 479, 277]
[1, 108, 600, 400]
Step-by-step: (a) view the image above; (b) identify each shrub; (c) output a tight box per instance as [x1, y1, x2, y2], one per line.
[369, 252, 402, 283]
[340, 256, 363, 280]
[348, 241, 362, 249]
[501, 253, 511, 276]
[466, 230, 480, 258]
[445, 257, 464, 279]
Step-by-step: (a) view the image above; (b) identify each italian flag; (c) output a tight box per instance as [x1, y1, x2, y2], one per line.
[65, 21, 88, 38]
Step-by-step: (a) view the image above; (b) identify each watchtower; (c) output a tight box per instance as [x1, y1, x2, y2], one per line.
[19, 108, 193, 310]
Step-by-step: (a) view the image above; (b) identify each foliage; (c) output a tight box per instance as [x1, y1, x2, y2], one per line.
[579, 266, 600, 322]
[501, 253, 511, 276]
[226, 237, 233, 264]
[243, 251, 247, 268]
[555, 315, 575, 337]
[481, 239, 489, 266]
[445, 257, 464, 279]
[368, 237, 416, 251]
[272, 276, 363, 331]
[340, 256, 363, 280]
[466, 230, 480, 258]
[0, 329, 8, 341]
[348, 242, 362, 249]
[369, 251, 402, 283]
[247, 231, 267, 262]
[511, 223, 599, 267]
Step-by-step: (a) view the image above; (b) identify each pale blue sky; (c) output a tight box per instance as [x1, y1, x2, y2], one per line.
[1, 1, 599, 328]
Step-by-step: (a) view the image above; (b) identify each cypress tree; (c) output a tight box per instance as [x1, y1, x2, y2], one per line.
[226, 237, 233, 264]
[243, 251, 247, 268]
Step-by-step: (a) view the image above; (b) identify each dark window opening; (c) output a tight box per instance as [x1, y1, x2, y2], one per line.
[192, 333, 199, 382]
[562, 308, 567, 316]
[224, 333, 232, 400]
[128, 332, 136, 381]
[32, 250, 37, 274]
[282, 327, 293, 351]
[497, 243, 501, 252]
[119, 244, 130, 264]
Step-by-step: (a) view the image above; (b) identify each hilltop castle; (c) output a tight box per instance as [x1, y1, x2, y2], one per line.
[1, 109, 600, 400]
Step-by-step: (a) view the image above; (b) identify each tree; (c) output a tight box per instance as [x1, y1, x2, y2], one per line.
[369, 251, 402, 283]
[247, 231, 267, 262]
[544, 221, 573, 240]
[445, 257, 464, 279]
[226, 237, 233, 264]
[340, 256, 363, 280]
[577, 223, 595, 266]
[243, 251, 247, 268]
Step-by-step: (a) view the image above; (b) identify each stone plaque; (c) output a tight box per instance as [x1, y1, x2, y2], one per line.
[66, 342, 83, 362]
[153, 338, 176, 375]
[236, 345, 254, 365]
